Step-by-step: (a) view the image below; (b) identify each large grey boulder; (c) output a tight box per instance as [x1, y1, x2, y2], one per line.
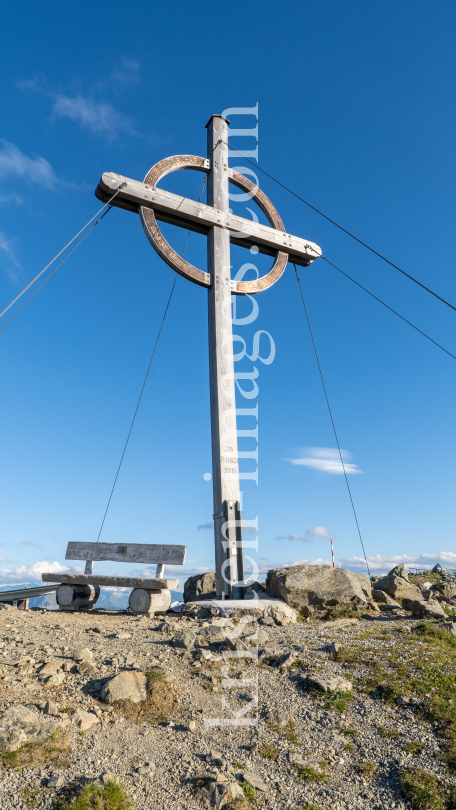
[402, 598, 447, 619]
[265, 565, 370, 617]
[0, 705, 61, 752]
[374, 565, 422, 602]
[183, 572, 217, 603]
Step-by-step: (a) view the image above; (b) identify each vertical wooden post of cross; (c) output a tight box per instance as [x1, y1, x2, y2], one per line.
[206, 115, 241, 598]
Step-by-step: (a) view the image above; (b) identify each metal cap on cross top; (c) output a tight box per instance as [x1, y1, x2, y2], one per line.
[95, 114, 321, 599]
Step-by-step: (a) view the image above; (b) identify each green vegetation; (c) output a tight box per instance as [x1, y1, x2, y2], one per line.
[233, 761, 245, 769]
[398, 766, 456, 810]
[54, 780, 132, 810]
[344, 743, 354, 752]
[240, 783, 257, 803]
[358, 621, 456, 769]
[295, 765, 326, 782]
[403, 741, 425, 755]
[339, 726, 358, 736]
[0, 729, 69, 771]
[331, 646, 359, 669]
[258, 744, 278, 760]
[356, 762, 377, 776]
[322, 690, 353, 714]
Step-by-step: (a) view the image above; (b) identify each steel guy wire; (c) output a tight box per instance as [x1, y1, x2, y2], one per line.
[224, 141, 456, 314]
[321, 255, 456, 362]
[96, 175, 207, 542]
[293, 263, 372, 579]
[0, 182, 126, 327]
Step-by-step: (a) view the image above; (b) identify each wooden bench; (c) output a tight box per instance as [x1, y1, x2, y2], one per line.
[42, 541, 186, 615]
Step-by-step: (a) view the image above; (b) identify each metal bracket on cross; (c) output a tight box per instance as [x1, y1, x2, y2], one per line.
[95, 115, 321, 599]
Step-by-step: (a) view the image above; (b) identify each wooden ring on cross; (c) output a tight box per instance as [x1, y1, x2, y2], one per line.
[139, 154, 288, 296]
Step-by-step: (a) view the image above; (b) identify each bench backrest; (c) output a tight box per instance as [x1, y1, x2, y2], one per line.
[66, 542, 186, 565]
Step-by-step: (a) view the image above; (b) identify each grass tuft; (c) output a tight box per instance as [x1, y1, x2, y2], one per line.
[295, 765, 326, 782]
[398, 767, 453, 810]
[356, 762, 377, 777]
[54, 780, 132, 810]
[258, 744, 278, 760]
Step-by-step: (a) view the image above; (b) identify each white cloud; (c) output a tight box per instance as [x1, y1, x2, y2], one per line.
[0, 141, 57, 189]
[274, 534, 312, 543]
[285, 447, 362, 475]
[0, 231, 22, 280]
[111, 58, 140, 88]
[0, 560, 82, 585]
[306, 525, 332, 540]
[53, 93, 136, 138]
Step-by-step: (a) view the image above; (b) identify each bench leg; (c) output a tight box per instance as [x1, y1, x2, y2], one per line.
[56, 584, 100, 611]
[129, 588, 171, 616]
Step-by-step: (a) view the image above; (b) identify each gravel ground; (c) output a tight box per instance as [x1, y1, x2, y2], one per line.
[0, 605, 452, 809]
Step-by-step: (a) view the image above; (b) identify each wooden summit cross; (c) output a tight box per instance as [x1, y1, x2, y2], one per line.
[95, 115, 321, 599]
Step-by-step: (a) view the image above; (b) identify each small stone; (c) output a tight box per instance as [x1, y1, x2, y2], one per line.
[328, 642, 342, 654]
[43, 700, 60, 717]
[155, 621, 176, 633]
[260, 617, 274, 626]
[243, 771, 268, 791]
[172, 631, 196, 649]
[188, 720, 197, 732]
[38, 661, 61, 680]
[198, 781, 244, 809]
[279, 652, 297, 669]
[137, 765, 151, 775]
[44, 672, 66, 687]
[100, 771, 120, 786]
[71, 709, 100, 731]
[396, 696, 407, 705]
[72, 648, 93, 663]
[77, 661, 98, 676]
[304, 673, 352, 693]
[266, 708, 293, 727]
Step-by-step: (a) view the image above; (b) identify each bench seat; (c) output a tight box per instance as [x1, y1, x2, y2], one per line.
[42, 573, 179, 590]
[42, 540, 186, 614]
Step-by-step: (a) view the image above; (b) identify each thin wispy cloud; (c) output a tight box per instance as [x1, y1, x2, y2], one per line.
[0, 231, 22, 280]
[274, 534, 312, 543]
[285, 447, 363, 475]
[53, 93, 137, 139]
[19, 541, 42, 548]
[0, 141, 57, 189]
[110, 58, 140, 88]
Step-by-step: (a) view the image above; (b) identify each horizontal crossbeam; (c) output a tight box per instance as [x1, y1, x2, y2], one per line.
[96, 172, 322, 268]
[42, 574, 179, 589]
[65, 541, 186, 565]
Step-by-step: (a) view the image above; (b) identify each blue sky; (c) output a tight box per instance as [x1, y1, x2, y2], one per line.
[1, 0, 455, 593]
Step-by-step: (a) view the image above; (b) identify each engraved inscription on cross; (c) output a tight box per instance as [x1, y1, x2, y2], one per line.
[95, 114, 321, 599]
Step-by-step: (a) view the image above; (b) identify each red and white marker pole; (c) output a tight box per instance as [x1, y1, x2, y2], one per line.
[330, 536, 335, 568]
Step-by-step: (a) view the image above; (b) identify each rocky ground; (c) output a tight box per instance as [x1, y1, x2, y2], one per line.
[0, 599, 455, 810]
